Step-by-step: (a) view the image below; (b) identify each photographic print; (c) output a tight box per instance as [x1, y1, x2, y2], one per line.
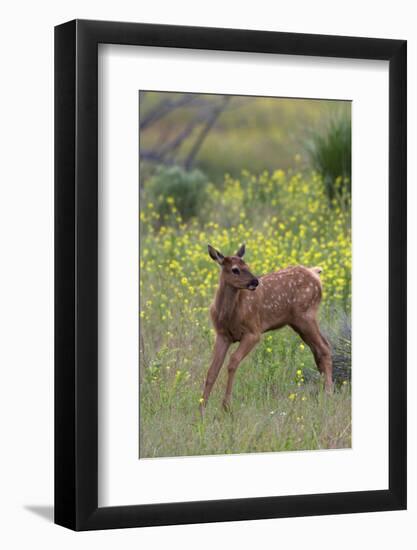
[139, 91, 351, 459]
[55, 21, 406, 530]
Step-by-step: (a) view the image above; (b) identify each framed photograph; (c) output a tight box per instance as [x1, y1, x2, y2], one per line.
[55, 19, 406, 530]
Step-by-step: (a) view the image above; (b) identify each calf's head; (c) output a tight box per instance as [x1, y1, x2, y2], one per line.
[208, 244, 259, 291]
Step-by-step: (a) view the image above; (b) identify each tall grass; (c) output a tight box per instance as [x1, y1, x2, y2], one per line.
[140, 356, 351, 458]
[139, 168, 351, 458]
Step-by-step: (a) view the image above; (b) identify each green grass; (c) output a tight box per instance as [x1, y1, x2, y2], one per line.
[139, 122, 351, 458]
[139, 324, 351, 458]
[140, 391, 351, 458]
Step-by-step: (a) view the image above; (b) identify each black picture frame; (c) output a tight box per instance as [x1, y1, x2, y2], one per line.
[55, 19, 407, 531]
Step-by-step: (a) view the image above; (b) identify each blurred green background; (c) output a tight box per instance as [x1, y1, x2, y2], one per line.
[139, 91, 351, 189]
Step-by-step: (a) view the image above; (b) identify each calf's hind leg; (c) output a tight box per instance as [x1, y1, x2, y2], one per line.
[291, 318, 333, 392]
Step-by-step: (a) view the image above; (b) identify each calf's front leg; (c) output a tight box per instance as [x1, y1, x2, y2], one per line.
[222, 333, 260, 411]
[200, 334, 230, 416]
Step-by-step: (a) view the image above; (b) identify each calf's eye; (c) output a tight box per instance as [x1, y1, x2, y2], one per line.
[232, 267, 240, 275]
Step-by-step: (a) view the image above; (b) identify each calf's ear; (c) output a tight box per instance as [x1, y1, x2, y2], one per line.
[208, 244, 225, 265]
[236, 243, 246, 258]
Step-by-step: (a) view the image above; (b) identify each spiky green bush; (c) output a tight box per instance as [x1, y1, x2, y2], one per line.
[305, 116, 351, 201]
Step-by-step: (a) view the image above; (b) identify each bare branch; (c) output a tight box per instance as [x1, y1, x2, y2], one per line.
[140, 94, 205, 130]
[184, 96, 231, 170]
[158, 120, 199, 158]
[140, 150, 178, 165]
[140, 94, 235, 169]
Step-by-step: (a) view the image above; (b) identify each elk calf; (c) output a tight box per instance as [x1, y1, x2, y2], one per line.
[200, 244, 332, 413]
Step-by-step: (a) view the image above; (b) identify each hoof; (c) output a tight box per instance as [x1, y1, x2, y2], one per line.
[324, 383, 334, 395]
[222, 400, 232, 413]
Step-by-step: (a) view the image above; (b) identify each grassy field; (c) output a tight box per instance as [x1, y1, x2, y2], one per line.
[139, 168, 351, 458]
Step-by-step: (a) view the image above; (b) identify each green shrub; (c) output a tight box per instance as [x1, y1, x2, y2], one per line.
[145, 165, 208, 223]
[305, 115, 351, 201]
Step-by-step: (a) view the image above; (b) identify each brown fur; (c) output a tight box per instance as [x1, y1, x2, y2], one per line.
[200, 245, 333, 413]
